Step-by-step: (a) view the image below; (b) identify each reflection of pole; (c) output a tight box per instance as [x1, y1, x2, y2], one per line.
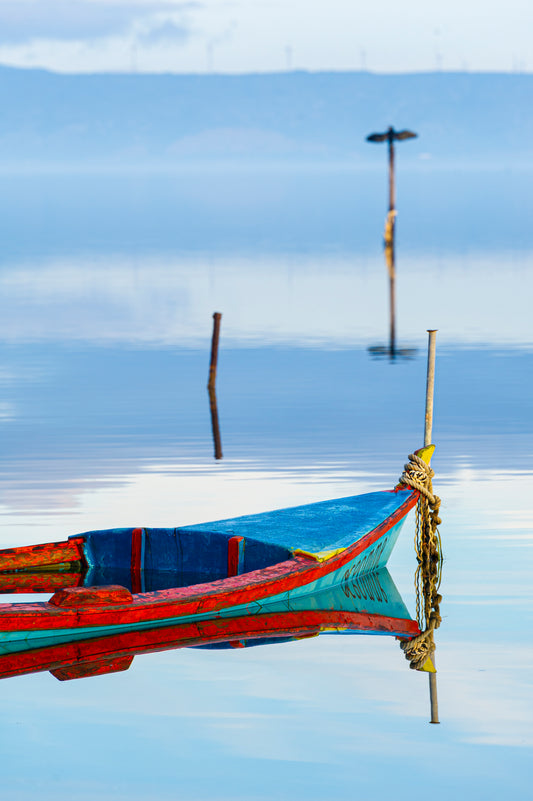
[429, 668, 440, 724]
[389, 258, 396, 354]
[424, 330, 437, 447]
[208, 312, 222, 391]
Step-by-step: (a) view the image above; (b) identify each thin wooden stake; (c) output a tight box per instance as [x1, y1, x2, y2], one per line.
[424, 330, 437, 447]
[388, 135, 396, 213]
[208, 312, 222, 390]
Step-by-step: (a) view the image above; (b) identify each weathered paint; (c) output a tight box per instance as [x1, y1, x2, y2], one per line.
[0, 571, 83, 594]
[49, 585, 134, 608]
[227, 536, 245, 577]
[0, 537, 85, 572]
[179, 489, 411, 558]
[130, 527, 145, 593]
[0, 568, 420, 680]
[416, 444, 435, 466]
[0, 489, 417, 647]
[51, 655, 134, 681]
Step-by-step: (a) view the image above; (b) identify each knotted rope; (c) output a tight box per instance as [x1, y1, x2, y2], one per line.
[398, 452, 443, 671]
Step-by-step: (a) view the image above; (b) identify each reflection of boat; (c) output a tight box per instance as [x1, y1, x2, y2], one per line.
[0, 569, 419, 681]
[0, 448, 432, 649]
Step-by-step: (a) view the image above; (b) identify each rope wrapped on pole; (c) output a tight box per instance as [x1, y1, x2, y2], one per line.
[397, 452, 442, 682]
[398, 332, 442, 722]
[399, 453, 438, 504]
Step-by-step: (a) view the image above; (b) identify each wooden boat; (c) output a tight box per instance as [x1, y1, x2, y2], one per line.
[0, 569, 420, 681]
[0, 446, 432, 650]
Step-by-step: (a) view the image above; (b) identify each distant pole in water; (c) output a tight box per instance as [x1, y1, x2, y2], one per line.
[366, 127, 417, 359]
[424, 330, 437, 447]
[366, 126, 418, 220]
[208, 312, 222, 391]
[385, 232, 397, 353]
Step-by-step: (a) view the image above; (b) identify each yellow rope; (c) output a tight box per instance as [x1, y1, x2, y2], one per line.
[398, 452, 443, 671]
[383, 210, 397, 247]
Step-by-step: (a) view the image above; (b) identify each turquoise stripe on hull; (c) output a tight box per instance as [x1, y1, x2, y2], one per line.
[248, 518, 406, 614]
[0, 519, 408, 653]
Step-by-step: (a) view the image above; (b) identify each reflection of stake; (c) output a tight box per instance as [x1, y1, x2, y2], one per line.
[208, 385, 223, 460]
[384, 224, 397, 353]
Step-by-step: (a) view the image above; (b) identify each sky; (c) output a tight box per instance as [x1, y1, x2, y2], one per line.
[0, 0, 530, 75]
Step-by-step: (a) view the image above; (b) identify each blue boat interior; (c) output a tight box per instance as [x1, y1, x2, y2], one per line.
[80, 526, 292, 592]
[180, 490, 410, 555]
[75, 490, 411, 592]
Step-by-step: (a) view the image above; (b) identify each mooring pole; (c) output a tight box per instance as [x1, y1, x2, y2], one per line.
[208, 312, 222, 391]
[207, 312, 223, 459]
[424, 330, 437, 447]
[424, 328, 440, 724]
[388, 130, 396, 214]
[366, 127, 416, 359]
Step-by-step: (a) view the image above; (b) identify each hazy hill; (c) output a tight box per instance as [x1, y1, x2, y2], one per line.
[0, 66, 531, 166]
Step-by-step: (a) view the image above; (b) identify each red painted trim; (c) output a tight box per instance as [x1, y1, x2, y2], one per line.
[0, 537, 85, 573]
[130, 528, 144, 594]
[51, 655, 134, 681]
[49, 585, 134, 608]
[228, 536, 244, 577]
[0, 571, 83, 594]
[0, 489, 418, 636]
[0, 607, 420, 681]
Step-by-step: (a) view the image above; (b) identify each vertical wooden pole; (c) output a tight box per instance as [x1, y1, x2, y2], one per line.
[387, 129, 396, 357]
[424, 329, 439, 723]
[424, 330, 437, 447]
[388, 131, 395, 213]
[208, 312, 222, 390]
[207, 312, 223, 459]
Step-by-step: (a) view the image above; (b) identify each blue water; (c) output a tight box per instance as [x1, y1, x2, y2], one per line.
[0, 165, 531, 799]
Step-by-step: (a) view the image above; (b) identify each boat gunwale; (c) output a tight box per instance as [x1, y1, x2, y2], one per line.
[0, 488, 418, 632]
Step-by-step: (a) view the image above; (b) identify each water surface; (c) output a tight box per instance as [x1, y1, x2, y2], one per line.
[0, 165, 531, 799]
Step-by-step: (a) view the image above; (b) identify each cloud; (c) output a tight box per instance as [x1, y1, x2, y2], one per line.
[0, 1, 199, 44]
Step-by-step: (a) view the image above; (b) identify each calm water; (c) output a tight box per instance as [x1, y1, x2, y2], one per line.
[0, 165, 532, 799]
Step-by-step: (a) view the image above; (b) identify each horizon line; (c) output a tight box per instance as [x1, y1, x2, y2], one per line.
[0, 63, 532, 79]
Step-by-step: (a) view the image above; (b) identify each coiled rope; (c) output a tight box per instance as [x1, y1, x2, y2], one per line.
[398, 452, 443, 671]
